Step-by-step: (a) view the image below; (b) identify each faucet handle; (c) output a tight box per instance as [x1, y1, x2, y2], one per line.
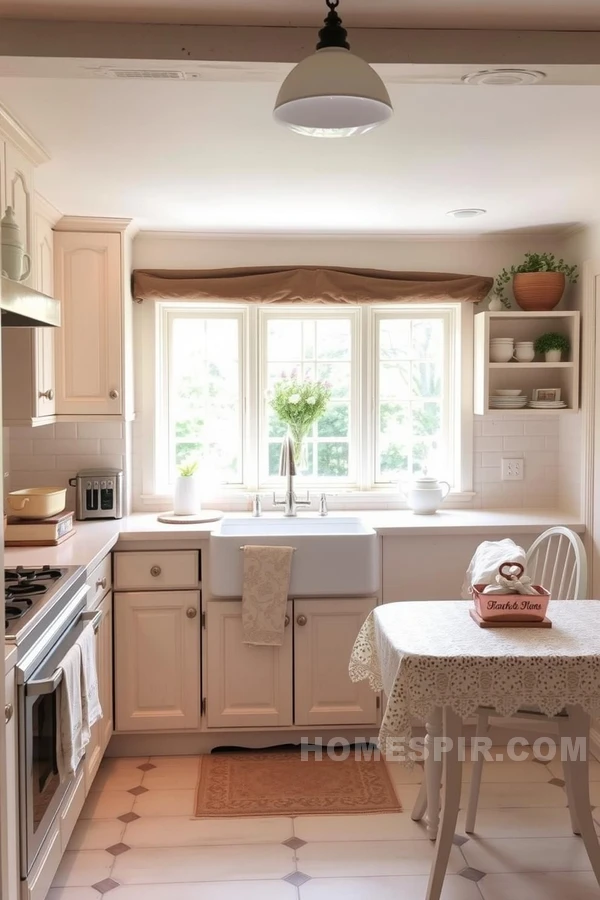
[294, 491, 312, 507]
[319, 492, 328, 516]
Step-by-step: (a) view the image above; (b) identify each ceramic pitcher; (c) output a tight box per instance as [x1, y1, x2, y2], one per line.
[1, 206, 31, 282]
[401, 475, 451, 515]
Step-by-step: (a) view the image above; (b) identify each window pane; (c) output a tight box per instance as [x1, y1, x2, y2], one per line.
[169, 317, 241, 483]
[264, 314, 354, 482]
[377, 317, 447, 484]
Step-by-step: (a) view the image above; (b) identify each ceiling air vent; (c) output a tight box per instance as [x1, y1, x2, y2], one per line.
[462, 69, 546, 86]
[107, 69, 185, 80]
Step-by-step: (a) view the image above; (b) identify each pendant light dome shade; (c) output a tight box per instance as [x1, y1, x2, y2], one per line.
[273, 0, 392, 138]
[274, 48, 393, 137]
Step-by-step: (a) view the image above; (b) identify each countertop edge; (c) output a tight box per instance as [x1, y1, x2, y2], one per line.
[5, 644, 17, 675]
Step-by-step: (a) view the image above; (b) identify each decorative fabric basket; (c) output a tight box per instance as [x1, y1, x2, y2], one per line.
[471, 562, 550, 622]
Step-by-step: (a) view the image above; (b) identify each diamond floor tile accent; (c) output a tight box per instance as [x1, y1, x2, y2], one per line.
[118, 812, 140, 824]
[91, 878, 120, 894]
[549, 778, 566, 788]
[453, 834, 469, 846]
[283, 872, 312, 886]
[137, 763, 157, 771]
[282, 837, 307, 850]
[128, 786, 149, 796]
[106, 843, 131, 857]
[459, 867, 486, 883]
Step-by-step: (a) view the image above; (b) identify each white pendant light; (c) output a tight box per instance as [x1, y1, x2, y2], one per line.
[274, 0, 393, 138]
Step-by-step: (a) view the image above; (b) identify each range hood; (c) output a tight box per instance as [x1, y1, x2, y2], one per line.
[0, 277, 60, 327]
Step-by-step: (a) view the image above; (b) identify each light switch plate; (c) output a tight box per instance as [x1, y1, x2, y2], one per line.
[501, 458, 524, 481]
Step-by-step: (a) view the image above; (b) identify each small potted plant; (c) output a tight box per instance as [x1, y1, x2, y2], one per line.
[173, 459, 200, 516]
[487, 276, 511, 311]
[497, 253, 578, 311]
[534, 332, 571, 363]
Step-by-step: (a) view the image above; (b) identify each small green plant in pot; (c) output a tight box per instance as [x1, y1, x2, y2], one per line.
[534, 332, 571, 363]
[487, 275, 511, 311]
[498, 253, 578, 312]
[173, 458, 200, 516]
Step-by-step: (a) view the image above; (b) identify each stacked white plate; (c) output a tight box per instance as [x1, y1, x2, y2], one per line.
[489, 389, 528, 409]
[528, 400, 567, 409]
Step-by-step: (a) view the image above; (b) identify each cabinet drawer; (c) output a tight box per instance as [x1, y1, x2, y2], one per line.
[114, 551, 199, 590]
[87, 555, 112, 609]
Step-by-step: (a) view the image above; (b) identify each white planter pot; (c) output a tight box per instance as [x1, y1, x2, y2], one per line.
[173, 476, 200, 515]
[545, 349, 562, 363]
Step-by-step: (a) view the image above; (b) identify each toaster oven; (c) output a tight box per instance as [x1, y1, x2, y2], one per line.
[69, 468, 124, 520]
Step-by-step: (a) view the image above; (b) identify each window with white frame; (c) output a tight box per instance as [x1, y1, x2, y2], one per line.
[152, 302, 462, 496]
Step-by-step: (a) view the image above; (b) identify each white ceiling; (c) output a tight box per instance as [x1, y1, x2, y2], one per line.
[1, 75, 599, 234]
[0, 0, 600, 28]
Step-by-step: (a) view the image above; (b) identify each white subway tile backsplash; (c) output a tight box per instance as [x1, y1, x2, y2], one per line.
[478, 466, 502, 483]
[33, 439, 100, 456]
[481, 452, 505, 468]
[11, 455, 56, 471]
[474, 436, 504, 452]
[524, 418, 560, 436]
[53, 422, 78, 439]
[100, 439, 126, 455]
[545, 435, 560, 453]
[57, 455, 124, 472]
[502, 435, 546, 452]
[10, 424, 55, 440]
[9, 439, 33, 456]
[482, 419, 524, 436]
[77, 422, 123, 439]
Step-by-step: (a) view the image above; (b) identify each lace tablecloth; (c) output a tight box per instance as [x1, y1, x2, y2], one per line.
[349, 600, 600, 752]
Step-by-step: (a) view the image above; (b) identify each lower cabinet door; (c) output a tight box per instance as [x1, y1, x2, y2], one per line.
[115, 590, 200, 731]
[294, 597, 378, 727]
[206, 600, 293, 728]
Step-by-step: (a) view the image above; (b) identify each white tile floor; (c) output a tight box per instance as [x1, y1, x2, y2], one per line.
[45, 750, 600, 900]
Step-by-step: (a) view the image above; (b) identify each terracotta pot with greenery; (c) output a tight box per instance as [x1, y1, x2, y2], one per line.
[497, 253, 578, 312]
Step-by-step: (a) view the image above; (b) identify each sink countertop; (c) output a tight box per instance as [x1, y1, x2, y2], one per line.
[1, 509, 584, 574]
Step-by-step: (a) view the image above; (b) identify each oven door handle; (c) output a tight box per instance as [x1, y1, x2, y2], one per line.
[25, 609, 102, 696]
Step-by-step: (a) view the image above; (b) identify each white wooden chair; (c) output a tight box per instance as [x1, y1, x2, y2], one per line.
[464, 526, 588, 833]
[411, 526, 588, 836]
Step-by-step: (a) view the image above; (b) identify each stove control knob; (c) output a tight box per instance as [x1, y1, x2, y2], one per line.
[186, 607, 197, 619]
[150, 565, 162, 577]
[5, 703, 13, 724]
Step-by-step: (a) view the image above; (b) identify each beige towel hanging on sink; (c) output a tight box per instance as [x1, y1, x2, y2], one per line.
[241, 545, 294, 646]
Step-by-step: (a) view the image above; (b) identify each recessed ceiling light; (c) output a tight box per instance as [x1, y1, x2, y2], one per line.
[446, 208, 487, 219]
[462, 69, 546, 86]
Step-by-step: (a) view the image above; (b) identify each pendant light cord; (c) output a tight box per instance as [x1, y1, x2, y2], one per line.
[317, 0, 350, 50]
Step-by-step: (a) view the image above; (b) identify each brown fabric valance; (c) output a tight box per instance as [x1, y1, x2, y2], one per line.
[132, 266, 492, 305]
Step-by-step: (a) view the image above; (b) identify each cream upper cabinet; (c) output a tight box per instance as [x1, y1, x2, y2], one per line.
[2, 202, 58, 425]
[4, 142, 34, 286]
[294, 597, 378, 727]
[54, 231, 123, 416]
[114, 590, 200, 731]
[206, 600, 293, 729]
[2, 669, 19, 900]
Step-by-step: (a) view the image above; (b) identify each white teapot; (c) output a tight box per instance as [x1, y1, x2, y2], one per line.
[401, 474, 450, 515]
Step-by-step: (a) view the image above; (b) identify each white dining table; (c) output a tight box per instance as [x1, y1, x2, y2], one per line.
[349, 599, 600, 900]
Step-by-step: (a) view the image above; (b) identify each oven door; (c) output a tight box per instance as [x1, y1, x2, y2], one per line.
[17, 588, 99, 876]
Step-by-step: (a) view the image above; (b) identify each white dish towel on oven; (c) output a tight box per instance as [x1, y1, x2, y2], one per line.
[77, 622, 102, 738]
[56, 643, 85, 780]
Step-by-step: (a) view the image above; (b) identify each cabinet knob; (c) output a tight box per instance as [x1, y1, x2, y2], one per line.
[5, 703, 13, 724]
[296, 614, 307, 626]
[186, 607, 197, 619]
[150, 565, 162, 577]
[109, 389, 119, 399]
[96, 576, 107, 590]
[38, 389, 54, 401]
[284, 614, 290, 627]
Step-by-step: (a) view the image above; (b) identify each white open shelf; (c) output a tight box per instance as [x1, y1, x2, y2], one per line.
[474, 310, 580, 416]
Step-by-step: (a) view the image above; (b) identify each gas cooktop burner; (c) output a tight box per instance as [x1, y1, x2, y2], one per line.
[5, 599, 33, 622]
[6, 582, 47, 598]
[5, 566, 63, 583]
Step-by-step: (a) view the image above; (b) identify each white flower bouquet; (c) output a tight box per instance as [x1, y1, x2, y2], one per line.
[270, 372, 332, 459]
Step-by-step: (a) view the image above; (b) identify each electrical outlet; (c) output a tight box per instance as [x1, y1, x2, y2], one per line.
[501, 458, 524, 481]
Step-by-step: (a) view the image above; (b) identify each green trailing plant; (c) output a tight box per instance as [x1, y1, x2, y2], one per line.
[177, 459, 199, 477]
[534, 332, 571, 356]
[488, 276, 511, 309]
[497, 252, 578, 287]
[270, 372, 332, 460]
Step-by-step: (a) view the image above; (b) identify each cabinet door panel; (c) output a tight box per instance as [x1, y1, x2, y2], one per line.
[54, 231, 122, 415]
[115, 591, 200, 731]
[294, 598, 378, 727]
[206, 600, 292, 728]
[34, 212, 55, 417]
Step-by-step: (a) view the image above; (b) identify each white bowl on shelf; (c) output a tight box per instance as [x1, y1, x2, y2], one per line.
[493, 389, 522, 396]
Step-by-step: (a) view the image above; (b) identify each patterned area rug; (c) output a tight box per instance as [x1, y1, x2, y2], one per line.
[194, 749, 401, 817]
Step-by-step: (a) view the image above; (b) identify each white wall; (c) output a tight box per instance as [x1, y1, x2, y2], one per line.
[131, 231, 568, 511]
